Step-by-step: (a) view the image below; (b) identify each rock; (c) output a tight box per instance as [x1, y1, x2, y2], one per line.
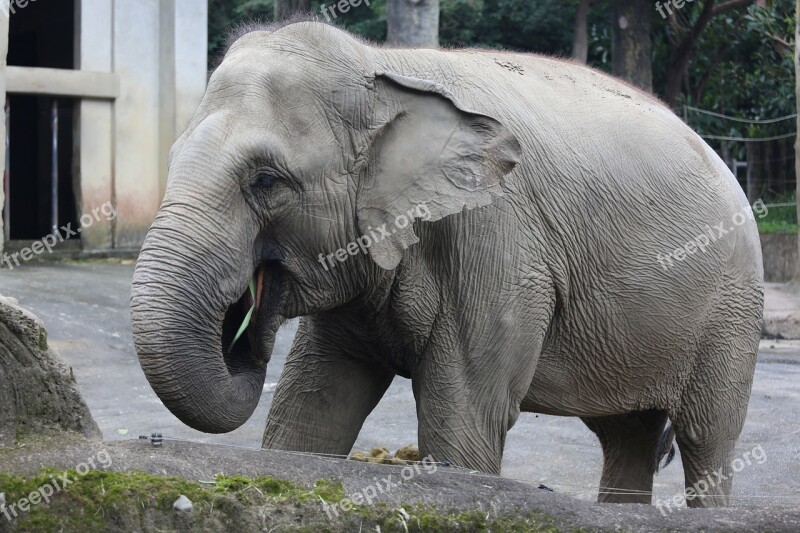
[173, 495, 193, 512]
[0, 292, 100, 447]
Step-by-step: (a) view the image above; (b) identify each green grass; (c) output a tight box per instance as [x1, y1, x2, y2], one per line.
[756, 196, 797, 234]
[0, 470, 563, 532]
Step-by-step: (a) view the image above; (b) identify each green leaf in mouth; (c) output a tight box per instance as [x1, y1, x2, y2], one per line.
[229, 279, 255, 353]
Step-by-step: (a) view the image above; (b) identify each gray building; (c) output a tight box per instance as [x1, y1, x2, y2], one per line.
[0, 0, 207, 254]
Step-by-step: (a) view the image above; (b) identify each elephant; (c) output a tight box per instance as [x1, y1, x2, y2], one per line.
[130, 20, 764, 508]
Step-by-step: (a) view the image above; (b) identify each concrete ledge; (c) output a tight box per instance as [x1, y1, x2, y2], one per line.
[760, 233, 798, 283]
[1, 438, 799, 532]
[763, 312, 800, 340]
[6, 66, 118, 99]
[763, 283, 800, 340]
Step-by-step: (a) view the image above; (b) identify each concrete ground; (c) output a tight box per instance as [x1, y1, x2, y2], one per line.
[1, 262, 798, 511]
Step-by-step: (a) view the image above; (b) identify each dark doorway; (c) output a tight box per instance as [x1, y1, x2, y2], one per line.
[5, 0, 77, 241]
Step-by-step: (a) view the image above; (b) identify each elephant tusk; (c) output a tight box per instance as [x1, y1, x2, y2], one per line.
[254, 264, 267, 314]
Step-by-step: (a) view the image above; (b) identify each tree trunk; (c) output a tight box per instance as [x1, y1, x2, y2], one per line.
[663, 1, 716, 106]
[572, 0, 593, 63]
[795, 0, 799, 278]
[387, 0, 440, 47]
[0, 294, 99, 446]
[663, 1, 757, 107]
[611, 0, 652, 92]
[275, 0, 310, 21]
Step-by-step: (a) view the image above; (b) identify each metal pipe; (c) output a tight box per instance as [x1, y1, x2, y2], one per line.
[51, 99, 58, 232]
[3, 99, 9, 243]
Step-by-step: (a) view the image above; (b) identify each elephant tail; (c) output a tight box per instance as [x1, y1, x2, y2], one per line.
[656, 420, 676, 473]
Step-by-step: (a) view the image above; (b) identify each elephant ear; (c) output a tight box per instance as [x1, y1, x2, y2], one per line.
[357, 71, 522, 270]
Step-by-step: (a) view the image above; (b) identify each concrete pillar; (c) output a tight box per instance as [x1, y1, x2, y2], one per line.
[159, 0, 176, 201]
[0, 7, 8, 252]
[74, 0, 114, 250]
[159, 0, 207, 198]
[172, 0, 207, 143]
[113, 0, 161, 249]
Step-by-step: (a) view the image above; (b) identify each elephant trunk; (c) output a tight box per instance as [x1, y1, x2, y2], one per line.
[130, 206, 266, 434]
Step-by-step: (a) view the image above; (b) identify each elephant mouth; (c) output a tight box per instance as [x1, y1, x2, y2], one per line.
[222, 261, 286, 368]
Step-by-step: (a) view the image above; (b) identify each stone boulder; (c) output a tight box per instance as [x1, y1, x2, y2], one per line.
[0, 294, 99, 446]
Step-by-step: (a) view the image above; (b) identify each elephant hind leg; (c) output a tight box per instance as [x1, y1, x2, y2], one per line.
[670, 428, 736, 508]
[670, 393, 743, 508]
[582, 410, 669, 504]
[669, 357, 755, 507]
[670, 304, 759, 508]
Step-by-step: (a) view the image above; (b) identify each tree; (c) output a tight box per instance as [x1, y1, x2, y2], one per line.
[611, 0, 652, 91]
[795, 0, 799, 261]
[387, 0, 440, 46]
[572, 0, 594, 63]
[662, 0, 758, 106]
[275, 0, 310, 20]
[671, 0, 794, 202]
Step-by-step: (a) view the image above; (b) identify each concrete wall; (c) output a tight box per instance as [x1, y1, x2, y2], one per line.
[113, 0, 207, 249]
[760, 233, 798, 282]
[112, 0, 162, 249]
[74, 0, 114, 250]
[0, 0, 207, 252]
[159, 0, 208, 198]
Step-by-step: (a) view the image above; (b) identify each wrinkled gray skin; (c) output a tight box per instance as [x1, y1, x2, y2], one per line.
[130, 22, 764, 508]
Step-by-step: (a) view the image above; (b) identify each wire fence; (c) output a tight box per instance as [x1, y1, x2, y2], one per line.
[682, 105, 798, 233]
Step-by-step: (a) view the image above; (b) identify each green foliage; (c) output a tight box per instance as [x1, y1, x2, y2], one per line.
[757, 194, 798, 233]
[447, 0, 572, 53]
[667, 1, 796, 142]
[208, 0, 275, 61]
[208, 0, 595, 58]
[586, 2, 612, 70]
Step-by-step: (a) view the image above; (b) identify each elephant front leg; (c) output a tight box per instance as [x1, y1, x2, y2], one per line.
[413, 348, 540, 474]
[262, 324, 394, 454]
[415, 390, 512, 474]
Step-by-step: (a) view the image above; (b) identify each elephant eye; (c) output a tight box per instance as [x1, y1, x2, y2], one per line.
[253, 170, 279, 190]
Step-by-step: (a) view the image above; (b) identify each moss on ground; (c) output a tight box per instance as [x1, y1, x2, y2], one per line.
[0, 469, 563, 532]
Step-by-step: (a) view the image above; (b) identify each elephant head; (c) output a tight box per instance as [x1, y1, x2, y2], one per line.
[130, 23, 520, 433]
